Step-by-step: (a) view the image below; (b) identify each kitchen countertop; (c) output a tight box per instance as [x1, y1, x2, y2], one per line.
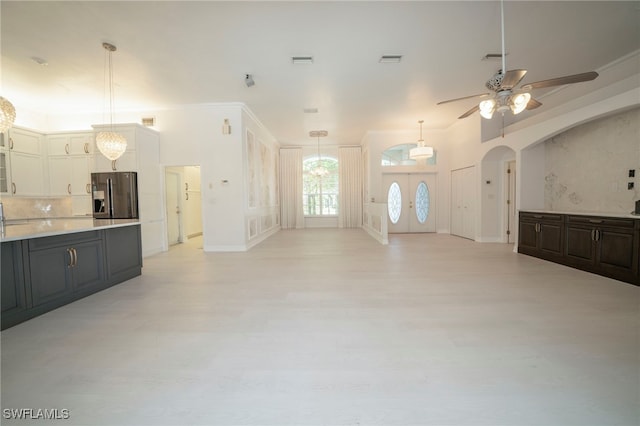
[520, 209, 640, 219]
[0, 218, 141, 242]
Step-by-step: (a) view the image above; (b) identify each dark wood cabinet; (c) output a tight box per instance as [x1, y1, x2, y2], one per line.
[1, 224, 142, 330]
[565, 215, 638, 284]
[1, 241, 29, 328]
[519, 211, 639, 286]
[518, 212, 564, 261]
[105, 225, 142, 283]
[28, 231, 106, 309]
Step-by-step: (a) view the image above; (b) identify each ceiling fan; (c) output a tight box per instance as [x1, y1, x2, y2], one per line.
[437, 0, 598, 121]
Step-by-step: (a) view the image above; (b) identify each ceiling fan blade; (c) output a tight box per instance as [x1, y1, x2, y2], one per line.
[437, 93, 490, 105]
[526, 98, 542, 110]
[458, 105, 479, 119]
[500, 69, 527, 90]
[521, 71, 599, 91]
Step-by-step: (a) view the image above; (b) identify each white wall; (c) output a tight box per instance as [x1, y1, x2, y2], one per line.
[543, 107, 639, 214]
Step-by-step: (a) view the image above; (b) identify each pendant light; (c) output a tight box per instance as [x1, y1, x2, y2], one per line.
[0, 96, 16, 133]
[309, 130, 329, 177]
[96, 42, 127, 161]
[409, 120, 434, 160]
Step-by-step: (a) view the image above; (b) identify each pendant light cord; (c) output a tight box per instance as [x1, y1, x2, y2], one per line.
[501, 0, 506, 74]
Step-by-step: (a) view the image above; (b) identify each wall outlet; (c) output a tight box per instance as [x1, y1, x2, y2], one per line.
[629, 182, 635, 190]
[629, 169, 635, 178]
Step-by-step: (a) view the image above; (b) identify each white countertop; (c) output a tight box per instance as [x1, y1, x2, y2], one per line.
[0, 218, 141, 242]
[520, 209, 640, 219]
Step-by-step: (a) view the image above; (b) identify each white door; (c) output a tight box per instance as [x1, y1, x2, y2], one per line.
[451, 167, 476, 240]
[383, 173, 436, 233]
[165, 171, 181, 245]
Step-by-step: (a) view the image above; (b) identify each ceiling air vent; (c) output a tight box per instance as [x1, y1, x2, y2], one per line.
[379, 55, 402, 63]
[292, 56, 313, 64]
[303, 108, 318, 114]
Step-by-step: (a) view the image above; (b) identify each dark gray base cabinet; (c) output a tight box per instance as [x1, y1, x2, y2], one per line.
[1, 225, 142, 330]
[519, 212, 639, 286]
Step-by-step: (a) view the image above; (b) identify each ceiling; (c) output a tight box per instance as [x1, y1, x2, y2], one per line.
[2, 1, 639, 146]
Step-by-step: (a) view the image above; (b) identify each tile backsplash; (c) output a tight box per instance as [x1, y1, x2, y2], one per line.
[0, 197, 73, 219]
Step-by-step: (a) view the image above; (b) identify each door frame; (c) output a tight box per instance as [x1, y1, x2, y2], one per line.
[164, 169, 184, 247]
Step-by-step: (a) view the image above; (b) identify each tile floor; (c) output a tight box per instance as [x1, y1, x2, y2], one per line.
[1, 229, 639, 426]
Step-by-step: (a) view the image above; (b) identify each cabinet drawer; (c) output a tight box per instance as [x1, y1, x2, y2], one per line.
[28, 230, 102, 251]
[567, 215, 635, 229]
[520, 212, 563, 222]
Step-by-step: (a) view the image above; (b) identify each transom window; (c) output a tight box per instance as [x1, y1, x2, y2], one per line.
[303, 157, 338, 216]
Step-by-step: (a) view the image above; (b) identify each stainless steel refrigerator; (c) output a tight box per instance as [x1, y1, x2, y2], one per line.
[91, 172, 139, 219]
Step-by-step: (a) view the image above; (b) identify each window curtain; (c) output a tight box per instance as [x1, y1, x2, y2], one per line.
[279, 148, 304, 229]
[338, 146, 363, 228]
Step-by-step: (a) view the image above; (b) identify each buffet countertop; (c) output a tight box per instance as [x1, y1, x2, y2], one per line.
[520, 209, 640, 220]
[0, 218, 141, 242]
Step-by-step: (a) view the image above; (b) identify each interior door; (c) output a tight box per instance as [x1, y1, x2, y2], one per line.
[165, 171, 181, 246]
[383, 173, 436, 233]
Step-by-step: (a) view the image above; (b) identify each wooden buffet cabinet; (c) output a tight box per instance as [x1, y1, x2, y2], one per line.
[519, 211, 639, 285]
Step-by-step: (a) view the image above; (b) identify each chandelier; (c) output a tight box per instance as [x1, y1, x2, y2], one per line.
[0, 96, 16, 133]
[309, 130, 329, 177]
[409, 120, 433, 160]
[96, 42, 127, 161]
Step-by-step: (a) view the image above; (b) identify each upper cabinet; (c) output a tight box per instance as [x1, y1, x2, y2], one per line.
[4, 128, 45, 196]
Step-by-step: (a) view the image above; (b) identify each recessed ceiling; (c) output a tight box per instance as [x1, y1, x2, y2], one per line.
[2, 1, 638, 145]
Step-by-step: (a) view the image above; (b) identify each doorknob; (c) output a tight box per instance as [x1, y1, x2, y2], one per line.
[176, 207, 180, 214]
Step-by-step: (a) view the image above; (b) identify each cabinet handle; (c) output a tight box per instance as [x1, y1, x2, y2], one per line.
[65, 143, 70, 154]
[73, 248, 78, 267]
[591, 229, 595, 241]
[589, 219, 603, 224]
[67, 248, 74, 268]
[533, 215, 543, 219]
[535, 223, 540, 233]
[595, 229, 601, 242]
[86, 183, 91, 194]
[111, 160, 117, 171]
[185, 182, 189, 191]
[67, 184, 72, 194]
[8, 138, 13, 150]
[185, 192, 189, 200]
[11, 182, 16, 194]
[84, 143, 89, 154]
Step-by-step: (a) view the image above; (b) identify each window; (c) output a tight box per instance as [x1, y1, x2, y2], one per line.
[303, 157, 338, 215]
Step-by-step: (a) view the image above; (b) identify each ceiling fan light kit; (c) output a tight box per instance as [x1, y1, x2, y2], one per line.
[437, 0, 598, 123]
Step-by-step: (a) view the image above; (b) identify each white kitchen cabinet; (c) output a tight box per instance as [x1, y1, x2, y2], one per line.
[7, 128, 44, 196]
[10, 151, 45, 196]
[46, 132, 93, 211]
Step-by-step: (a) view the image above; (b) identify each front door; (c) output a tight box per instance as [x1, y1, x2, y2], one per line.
[383, 173, 436, 233]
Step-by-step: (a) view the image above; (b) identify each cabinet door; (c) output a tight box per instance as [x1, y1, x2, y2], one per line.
[597, 227, 637, 278]
[566, 225, 596, 264]
[9, 128, 41, 155]
[105, 225, 142, 281]
[71, 156, 91, 195]
[1, 241, 27, 317]
[70, 134, 93, 155]
[29, 246, 74, 307]
[0, 151, 9, 194]
[47, 136, 71, 156]
[10, 152, 44, 196]
[48, 156, 72, 196]
[72, 240, 106, 292]
[539, 222, 563, 255]
[518, 220, 538, 252]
